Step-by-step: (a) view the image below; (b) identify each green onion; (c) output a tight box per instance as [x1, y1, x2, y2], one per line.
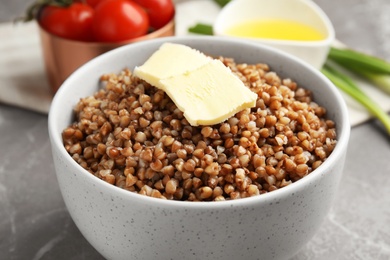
[188, 23, 214, 35]
[213, 0, 232, 8]
[322, 62, 390, 134]
[188, 0, 231, 34]
[327, 53, 390, 95]
[358, 72, 390, 96]
[328, 47, 390, 74]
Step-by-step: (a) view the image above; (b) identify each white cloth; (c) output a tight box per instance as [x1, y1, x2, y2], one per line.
[0, 22, 52, 114]
[1, 0, 389, 125]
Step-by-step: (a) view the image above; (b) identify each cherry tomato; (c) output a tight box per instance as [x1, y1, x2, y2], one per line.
[133, 0, 175, 29]
[92, 0, 149, 42]
[84, 0, 105, 8]
[38, 3, 94, 41]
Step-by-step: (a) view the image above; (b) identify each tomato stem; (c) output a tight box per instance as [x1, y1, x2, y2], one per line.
[19, 0, 74, 22]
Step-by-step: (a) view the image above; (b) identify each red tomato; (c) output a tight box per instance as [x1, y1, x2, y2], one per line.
[38, 3, 94, 41]
[133, 0, 175, 29]
[85, 0, 103, 8]
[92, 0, 149, 42]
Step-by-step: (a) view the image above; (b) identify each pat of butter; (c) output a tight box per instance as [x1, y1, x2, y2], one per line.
[160, 60, 257, 126]
[133, 43, 211, 89]
[133, 43, 257, 126]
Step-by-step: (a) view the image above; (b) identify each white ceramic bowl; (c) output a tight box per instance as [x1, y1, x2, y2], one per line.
[48, 36, 349, 260]
[213, 0, 335, 69]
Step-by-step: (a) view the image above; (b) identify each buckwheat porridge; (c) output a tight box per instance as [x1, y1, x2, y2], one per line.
[62, 56, 337, 201]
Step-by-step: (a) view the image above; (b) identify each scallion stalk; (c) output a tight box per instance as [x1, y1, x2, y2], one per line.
[213, 0, 231, 7]
[358, 72, 390, 96]
[322, 62, 390, 134]
[326, 56, 390, 95]
[328, 47, 390, 74]
[188, 0, 231, 34]
[188, 23, 213, 35]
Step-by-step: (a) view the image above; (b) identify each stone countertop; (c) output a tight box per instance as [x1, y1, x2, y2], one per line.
[1, 0, 390, 259]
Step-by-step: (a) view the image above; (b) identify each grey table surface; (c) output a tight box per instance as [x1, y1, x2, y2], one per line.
[1, 0, 390, 259]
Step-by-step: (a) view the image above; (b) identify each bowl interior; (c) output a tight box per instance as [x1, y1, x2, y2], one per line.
[49, 36, 349, 205]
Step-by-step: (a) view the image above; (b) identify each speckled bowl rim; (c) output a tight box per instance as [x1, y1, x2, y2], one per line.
[48, 36, 350, 209]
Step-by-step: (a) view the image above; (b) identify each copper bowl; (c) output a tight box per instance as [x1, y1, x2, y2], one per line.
[39, 19, 175, 93]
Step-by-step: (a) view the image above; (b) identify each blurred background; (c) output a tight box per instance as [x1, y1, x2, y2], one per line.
[0, 0, 389, 259]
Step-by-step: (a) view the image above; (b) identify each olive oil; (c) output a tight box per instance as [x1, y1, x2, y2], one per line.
[225, 19, 325, 41]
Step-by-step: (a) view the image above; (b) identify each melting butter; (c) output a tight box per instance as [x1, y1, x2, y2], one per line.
[133, 43, 257, 126]
[133, 43, 211, 89]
